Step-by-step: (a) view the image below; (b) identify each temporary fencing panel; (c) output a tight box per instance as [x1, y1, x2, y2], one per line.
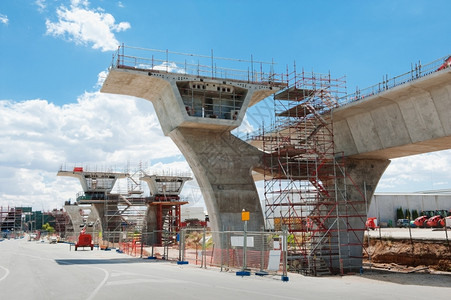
[179, 228, 288, 277]
[109, 227, 288, 279]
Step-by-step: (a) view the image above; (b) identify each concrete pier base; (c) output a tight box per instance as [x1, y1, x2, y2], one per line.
[92, 203, 122, 243]
[331, 158, 390, 272]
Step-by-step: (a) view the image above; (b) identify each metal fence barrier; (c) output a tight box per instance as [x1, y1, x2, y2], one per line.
[110, 228, 289, 280]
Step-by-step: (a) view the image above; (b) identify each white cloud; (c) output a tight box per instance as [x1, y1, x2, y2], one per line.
[139, 62, 186, 74]
[377, 150, 451, 192]
[232, 115, 254, 138]
[35, 0, 46, 12]
[45, 0, 131, 52]
[0, 14, 9, 25]
[0, 88, 188, 210]
[95, 70, 108, 88]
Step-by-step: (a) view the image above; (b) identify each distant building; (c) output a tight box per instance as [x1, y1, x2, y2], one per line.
[0, 207, 24, 231]
[368, 190, 451, 226]
[1, 206, 67, 234]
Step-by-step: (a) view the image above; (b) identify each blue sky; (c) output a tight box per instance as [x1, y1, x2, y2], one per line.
[1, 0, 451, 210]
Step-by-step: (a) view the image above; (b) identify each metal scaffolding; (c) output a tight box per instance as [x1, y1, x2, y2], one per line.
[0, 206, 23, 233]
[141, 173, 191, 246]
[103, 166, 148, 240]
[252, 68, 366, 275]
[58, 164, 192, 246]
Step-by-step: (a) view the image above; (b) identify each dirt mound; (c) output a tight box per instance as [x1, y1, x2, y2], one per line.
[364, 239, 451, 272]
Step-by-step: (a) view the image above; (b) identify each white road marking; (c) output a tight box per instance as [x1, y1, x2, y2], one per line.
[86, 267, 109, 300]
[0, 265, 10, 282]
[106, 278, 185, 286]
[55, 260, 110, 300]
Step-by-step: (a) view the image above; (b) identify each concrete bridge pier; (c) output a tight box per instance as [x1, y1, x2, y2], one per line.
[144, 206, 158, 244]
[140, 174, 191, 245]
[323, 158, 390, 273]
[91, 203, 123, 242]
[57, 169, 127, 243]
[64, 204, 100, 239]
[101, 67, 281, 243]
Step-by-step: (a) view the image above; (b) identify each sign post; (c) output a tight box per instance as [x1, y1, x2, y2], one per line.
[236, 209, 251, 276]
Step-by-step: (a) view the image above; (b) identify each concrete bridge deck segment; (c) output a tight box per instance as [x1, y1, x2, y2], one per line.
[249, 66, 451, 161]
[334, 67, 451, 159]
[57, 169, 127, 196]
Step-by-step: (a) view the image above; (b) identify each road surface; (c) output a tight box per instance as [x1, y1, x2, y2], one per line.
[0, 236, 450, 299]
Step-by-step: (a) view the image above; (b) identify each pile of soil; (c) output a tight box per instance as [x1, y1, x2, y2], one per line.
[364, 238, 451, 272]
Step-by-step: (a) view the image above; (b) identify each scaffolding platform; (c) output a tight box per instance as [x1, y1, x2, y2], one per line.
[253, 69, 366, 275]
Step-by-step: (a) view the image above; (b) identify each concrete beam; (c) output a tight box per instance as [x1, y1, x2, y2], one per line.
[333, 68, 451, 159]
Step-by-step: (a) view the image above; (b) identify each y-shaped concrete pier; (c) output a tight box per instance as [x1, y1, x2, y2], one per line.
[141, 174, 191, 244]
[102, 64, 282, 233]
[57, 167, 128, 240]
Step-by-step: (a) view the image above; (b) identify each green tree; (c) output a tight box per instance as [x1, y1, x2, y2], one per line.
[412, 209, 419, 220]
[405, 209, 411, 220]
[396, 207, 404, 220]
[42, 223, 55, 233]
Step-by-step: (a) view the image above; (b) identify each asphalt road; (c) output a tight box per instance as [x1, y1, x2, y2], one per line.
[0, 237, 450, 300]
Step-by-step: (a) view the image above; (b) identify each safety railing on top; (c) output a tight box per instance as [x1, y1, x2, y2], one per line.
[337, 54, 451, 106]
[109, 46, 451, 140]
[241, 54, 451, 142]
[111, 44, 284, 85]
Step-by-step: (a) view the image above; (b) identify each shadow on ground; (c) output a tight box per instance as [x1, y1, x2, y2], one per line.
[361, 268, 451, 288]
[55, 258, 164, 265]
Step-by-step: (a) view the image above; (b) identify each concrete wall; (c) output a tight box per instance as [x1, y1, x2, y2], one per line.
[368, 193, 451, 225]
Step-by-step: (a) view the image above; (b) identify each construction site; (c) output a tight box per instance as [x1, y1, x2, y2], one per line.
[3, 46, 451, 279]
[99, 45, 451, 277]
[56, 164, 194, 248]
[37, 45, 364, 276]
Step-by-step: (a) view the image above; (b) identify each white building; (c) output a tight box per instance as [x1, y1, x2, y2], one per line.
[368, 190, 451, 226]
